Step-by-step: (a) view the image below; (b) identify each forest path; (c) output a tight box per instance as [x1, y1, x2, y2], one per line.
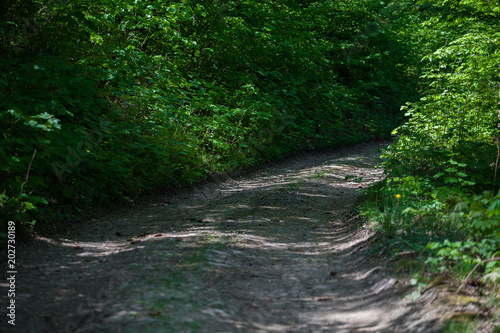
[7, 141, 444, 332]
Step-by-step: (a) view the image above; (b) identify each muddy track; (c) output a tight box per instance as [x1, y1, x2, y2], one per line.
[2, 141, 447, 332]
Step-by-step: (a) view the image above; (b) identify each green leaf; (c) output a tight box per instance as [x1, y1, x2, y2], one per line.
[482, 270, 500, 284]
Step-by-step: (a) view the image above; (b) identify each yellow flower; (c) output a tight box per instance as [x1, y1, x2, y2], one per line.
[396, 194, 402, 199]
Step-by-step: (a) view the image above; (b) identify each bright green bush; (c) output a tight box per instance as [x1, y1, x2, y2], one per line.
[362, 0, 500, 287]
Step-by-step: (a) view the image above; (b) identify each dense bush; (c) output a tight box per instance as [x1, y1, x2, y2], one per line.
[363, 0, 500, 288]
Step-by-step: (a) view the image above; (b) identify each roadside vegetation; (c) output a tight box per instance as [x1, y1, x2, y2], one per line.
[361, 1, 500, 330]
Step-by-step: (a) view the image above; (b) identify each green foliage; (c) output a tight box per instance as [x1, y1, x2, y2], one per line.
[426, 238, 500, 284]
[361, 176, 457, 244]
[440, 319, 480, 333]
[362, 0, 500, 292]
[383, 0, 500, 191]
[1, 0, 419, 232]
[450, 191, 500, 238]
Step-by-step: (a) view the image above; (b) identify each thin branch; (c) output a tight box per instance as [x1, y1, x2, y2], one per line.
[456, 257, 500, 294]
[19, 148, 37, 195]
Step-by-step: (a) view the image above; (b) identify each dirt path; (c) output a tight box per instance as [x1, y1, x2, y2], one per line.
[3, 141, 446, 332]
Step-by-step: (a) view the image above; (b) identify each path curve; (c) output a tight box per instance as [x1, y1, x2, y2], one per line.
[4, 141, 444, 332]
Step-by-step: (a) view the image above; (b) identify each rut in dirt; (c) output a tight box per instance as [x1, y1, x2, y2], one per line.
[5, 141, 443, 333]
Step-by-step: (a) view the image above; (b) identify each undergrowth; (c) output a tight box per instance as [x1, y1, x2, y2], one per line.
[361, 4, 500, 330]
